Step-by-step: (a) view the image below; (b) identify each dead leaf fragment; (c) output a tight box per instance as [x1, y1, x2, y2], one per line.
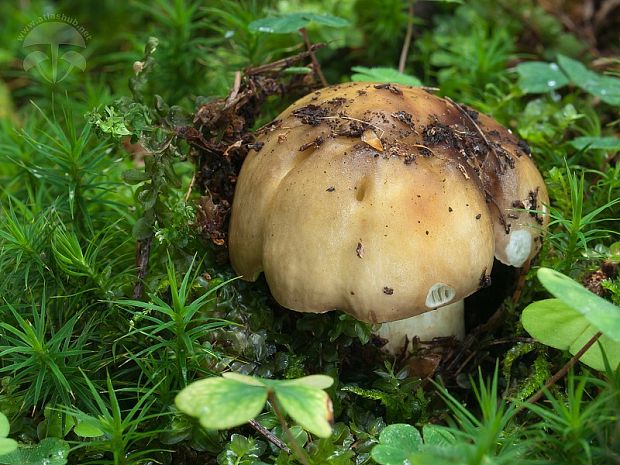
[361, 129, 384, 152]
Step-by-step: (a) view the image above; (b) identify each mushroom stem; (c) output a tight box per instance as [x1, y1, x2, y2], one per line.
[376, 300, 465, 354]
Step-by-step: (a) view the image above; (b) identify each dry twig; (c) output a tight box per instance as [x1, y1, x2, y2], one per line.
[248, 419, 292, 454]
[300, 28, 327, 87]
[398, 0, 415, 73]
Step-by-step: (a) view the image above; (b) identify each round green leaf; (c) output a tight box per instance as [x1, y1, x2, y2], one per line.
[273, 385, 333, 438]
[222, 372, 267, 387]
[249, 14, 309, 33]
[557, 54, 620, 106]
[175, 377, 268, 430]
[371, 424, 423, 465]
[522, 298, 620, 370]
[0, 413, 10, 438]
[568, 325, 620, 371]
[515, 61, 569, 94]
[0, 438, 17, 456]
[351, 66, 422, 87]
[278, 375, 334, 389]
[249, 13, 348, 34]
[0, 437, 69, 465]
[422, 424, 455, 447]
[522, 299, 589, 350]
[73, 421, 104, 438]
[537, 268, 620, 342]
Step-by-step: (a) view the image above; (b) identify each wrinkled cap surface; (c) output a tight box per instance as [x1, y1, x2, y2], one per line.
[229, 82, 548, 323]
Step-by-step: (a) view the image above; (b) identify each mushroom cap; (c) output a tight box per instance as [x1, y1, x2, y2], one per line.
[465, 112, 550, 267]
[229, 82, 547, 323]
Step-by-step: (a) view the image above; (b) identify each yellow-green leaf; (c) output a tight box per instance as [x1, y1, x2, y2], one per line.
[279, 375, 334, 389]
[175, 378, 268, 430]
[274, 385, 333, 438]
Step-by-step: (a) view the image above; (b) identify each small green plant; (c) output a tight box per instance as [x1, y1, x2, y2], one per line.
[1, 1, 619, 463]
[0, 298, 94, 410]
[522, 268, 620, 371]
[113, 255, 235, 392]
[64, 372, 165, 465]
[516, 54, 620, 105]
[370, 366, 533, 465]
[248, 11, 349, 86]
[523, 370, 620, 464]
[176, 373, 333, 437]
[0, 437, 69, 465]
[545, 164, 620, 273]
[371, 423, 455, 465]
[342, 362, 427, 423]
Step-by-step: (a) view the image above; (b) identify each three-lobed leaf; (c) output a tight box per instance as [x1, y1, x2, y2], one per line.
[370, 423, 455, 465]
[176, 374, 334, 438]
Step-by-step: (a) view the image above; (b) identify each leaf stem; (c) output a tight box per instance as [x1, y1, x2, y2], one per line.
[132, 236, 152, 299]
[527, 331, 603, 404]
[268, 391, 311, 465]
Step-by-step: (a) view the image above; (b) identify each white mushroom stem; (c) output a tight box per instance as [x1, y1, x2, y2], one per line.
[376, 300, 465, 354]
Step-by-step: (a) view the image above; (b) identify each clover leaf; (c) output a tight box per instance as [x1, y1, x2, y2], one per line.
[175, 374, 334, 438]
[521, 268, 620, 370]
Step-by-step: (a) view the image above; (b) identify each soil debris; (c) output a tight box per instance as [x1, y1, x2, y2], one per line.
[247, 141, 264, 151]
[423, 123, 457, 147]
[517, 139, 531, 155]
[459, 104, 479, 121]
[479, 270, 492, 288]
[179, 46, 321, 246]
[293, 104, 330, 126]
[392, 110, 415, 129]
[299, 135, 325, 151]
[334, 120, 368, 138]
[584, 261, 618, 297]
[374, 83, 403, 95]
[356, 242, 364, 258]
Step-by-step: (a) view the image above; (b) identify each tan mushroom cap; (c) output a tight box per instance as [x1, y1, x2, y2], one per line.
[229, 82, 547, 324]
[468, 113, 550, 267]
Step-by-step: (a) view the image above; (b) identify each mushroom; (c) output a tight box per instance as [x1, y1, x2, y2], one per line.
[228, 82, 549, 353]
